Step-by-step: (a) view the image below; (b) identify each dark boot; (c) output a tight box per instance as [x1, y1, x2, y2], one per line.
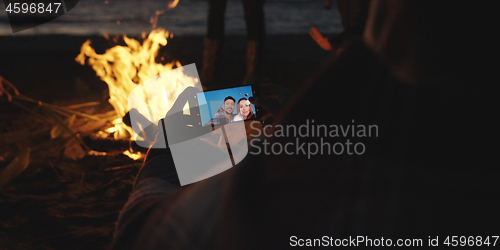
[201, 38, 222, 90]
[242, 40, 265, 85]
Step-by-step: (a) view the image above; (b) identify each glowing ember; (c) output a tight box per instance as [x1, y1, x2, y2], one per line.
[168, 0, 180, 9]
[150, 0, 179, 29]
[123, 150, 143, 161]
[88, 150, 107, 156]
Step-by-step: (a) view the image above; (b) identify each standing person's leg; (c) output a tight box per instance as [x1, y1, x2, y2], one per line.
[242, 0, 265, 85]
[202, 0, 228, 89]
[207, 0, 227, 41]
[337, 0, 369, 33]
[309, 0, 369, 54]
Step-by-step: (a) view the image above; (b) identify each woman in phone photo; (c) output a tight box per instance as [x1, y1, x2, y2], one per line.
[233, 97, 255, 121]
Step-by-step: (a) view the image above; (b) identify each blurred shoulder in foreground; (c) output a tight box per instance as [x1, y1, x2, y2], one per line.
[112, 1, 499, 249]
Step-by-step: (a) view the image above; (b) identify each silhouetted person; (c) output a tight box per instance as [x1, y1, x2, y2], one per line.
[112, 1, 498, 249]
[201, 0, 266, 89]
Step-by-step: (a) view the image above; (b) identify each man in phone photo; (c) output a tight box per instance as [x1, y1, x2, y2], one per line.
[204, 96, 236, 126]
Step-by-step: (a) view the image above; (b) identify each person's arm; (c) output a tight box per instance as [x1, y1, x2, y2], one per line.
[112, 132, 232, 249]
[204, 120, 214, 127]
[111, 150, 181, 250]
[205, 107, 224, 126]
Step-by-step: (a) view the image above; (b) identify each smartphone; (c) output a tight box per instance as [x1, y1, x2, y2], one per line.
[195, 85, 261, 127]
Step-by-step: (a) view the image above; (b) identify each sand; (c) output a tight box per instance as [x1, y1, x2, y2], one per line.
[0, 33, 334, 249]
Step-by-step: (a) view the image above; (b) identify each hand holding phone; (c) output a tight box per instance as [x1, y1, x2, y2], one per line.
[196, 84, 262, 127]
[248, 83, 290, 118]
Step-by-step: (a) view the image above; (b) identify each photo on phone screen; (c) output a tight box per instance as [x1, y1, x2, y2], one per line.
[197, 85, 258, 127]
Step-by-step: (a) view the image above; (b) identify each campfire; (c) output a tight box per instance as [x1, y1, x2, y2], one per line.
[76, 28, 198, 144]
[0, 3, 207, 245]
[1, 0, 202, 193]
[3, 27, 199, 172]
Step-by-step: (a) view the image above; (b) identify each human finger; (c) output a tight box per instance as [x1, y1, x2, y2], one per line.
[248, 96, 281, 118]
[258, 83, 291, 104]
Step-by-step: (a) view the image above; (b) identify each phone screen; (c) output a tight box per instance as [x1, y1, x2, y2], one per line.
[196, 85, 258, 127]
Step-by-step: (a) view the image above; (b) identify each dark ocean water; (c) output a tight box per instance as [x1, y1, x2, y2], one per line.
[0, 0, 343, 36]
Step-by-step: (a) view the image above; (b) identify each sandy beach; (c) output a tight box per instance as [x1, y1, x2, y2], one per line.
[2, 1, 500, 248]
[0, 33, 335, 249]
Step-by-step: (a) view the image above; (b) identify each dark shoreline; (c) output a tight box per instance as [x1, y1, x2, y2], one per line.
[0, 34, 335, 104]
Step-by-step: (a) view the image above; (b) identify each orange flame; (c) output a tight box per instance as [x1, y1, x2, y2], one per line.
[123, 150, 143, 160]
[76, 28, 196, 141]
